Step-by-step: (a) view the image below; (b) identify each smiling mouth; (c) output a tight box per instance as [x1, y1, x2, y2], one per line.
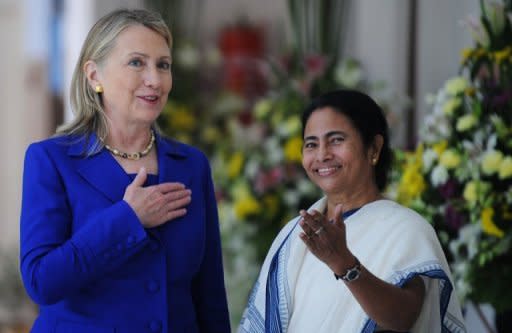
[315, 166, 341, 176]
[139, 95, 159, 102]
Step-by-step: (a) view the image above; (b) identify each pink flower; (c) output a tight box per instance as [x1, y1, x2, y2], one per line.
[254, 166, 285, 193]
[303, 53, 329, 80]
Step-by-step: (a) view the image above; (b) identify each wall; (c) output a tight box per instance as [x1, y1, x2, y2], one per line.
[0, 0, 51, 250]
[416, 0, 478, 129]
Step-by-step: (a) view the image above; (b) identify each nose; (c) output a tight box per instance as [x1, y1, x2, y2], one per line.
[316, 143, 332, 161]
[143, 65, 162, 89]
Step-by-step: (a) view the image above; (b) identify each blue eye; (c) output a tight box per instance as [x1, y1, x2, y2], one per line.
[128, 59, 143, 67]
[158, 62, 171, 70]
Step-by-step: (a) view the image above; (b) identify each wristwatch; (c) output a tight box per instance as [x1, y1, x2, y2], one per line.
[334, 257, 361, 282]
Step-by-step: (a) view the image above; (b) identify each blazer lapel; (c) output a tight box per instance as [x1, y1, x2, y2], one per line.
[69, 134, 131, 203]
[156, 134, 192, 187]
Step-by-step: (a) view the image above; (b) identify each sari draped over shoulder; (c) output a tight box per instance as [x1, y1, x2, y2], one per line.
[238, 198, 466, 333]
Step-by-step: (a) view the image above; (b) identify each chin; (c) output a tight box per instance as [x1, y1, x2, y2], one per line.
[311, 180, 338, 194]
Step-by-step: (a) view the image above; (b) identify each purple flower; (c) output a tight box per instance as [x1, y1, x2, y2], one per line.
[491, 89, 512, 108]
[444, 205, 465, 231]
[438, 179, 458, 199]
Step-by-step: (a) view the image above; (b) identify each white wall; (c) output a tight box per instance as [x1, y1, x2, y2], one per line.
[0, 1, 25, 249]
[0, 0, 53, 250]
[416, 0, 478, 126]
[347, 0, 411, 147]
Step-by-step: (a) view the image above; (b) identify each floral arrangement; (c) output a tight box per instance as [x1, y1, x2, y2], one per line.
[389, 0, 512, 313]
[211, 54, 390, 260]
[150, 0, 401, 325]
[210, 51, 400, 325]
[157, 35, 396, 329]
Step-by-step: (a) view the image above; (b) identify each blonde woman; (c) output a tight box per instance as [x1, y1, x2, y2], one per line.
[20, 9, 230, 332]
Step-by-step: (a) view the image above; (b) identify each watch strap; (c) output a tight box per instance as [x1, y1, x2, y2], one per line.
[334, 256, 361, 282]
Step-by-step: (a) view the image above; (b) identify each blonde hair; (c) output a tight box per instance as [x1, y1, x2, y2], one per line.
[57, 9, 172, 149]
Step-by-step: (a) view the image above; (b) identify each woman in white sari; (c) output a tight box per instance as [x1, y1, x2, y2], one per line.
[239, 90, 466, 333]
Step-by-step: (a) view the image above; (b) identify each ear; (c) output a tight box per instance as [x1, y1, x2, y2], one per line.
[84, 60, 101, 90]
[369, 134, 384, 164]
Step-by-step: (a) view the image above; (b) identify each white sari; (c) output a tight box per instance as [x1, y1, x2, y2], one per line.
[238, 198, 466, 333]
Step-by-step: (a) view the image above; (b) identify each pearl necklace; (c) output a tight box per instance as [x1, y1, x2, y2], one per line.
[103, 130, 155, 160]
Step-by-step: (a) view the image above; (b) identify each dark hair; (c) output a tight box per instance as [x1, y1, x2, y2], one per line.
[301, 89, 392, 191]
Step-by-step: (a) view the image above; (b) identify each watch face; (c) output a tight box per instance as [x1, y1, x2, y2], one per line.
[347, 270, 359, 280]
[343, 267, 361, 281]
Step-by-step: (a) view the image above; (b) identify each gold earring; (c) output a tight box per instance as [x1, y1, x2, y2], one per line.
[95, 85, 103, 93]
[372, 157, 378, 165]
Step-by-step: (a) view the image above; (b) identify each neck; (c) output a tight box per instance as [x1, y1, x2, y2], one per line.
[325, 186, 382, 221]
[106, 125, 153, 152]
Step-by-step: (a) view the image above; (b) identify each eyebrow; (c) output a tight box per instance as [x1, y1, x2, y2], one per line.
[127, 52, 171, 60]
[304, 130, 345, 141]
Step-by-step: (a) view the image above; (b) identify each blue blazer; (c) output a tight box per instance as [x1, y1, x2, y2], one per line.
[20, 133, 231, 333]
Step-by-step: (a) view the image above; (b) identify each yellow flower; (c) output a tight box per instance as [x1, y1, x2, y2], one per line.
[227, 152, 244, 179]
[439, 149, 461, 169]
[253, 98, 273, 119]
[231, 181, 262, 219]
[283, 116, 302, 136]
[463, 180, 490, 204]
[456, 114, 477, 132]
[432, 140, 448, 157]
[169, 105, 196, 131]
[397, 150, 425, 204]
[444, 77, 469, 95]
[481, 150, 504, 175]
[499, 156, 512, 179]
[442, 98, 462, 115]
[284, 136, 303, 163]
[398, 169, 425, 204]
[463, 181, 479, 203]
[481, 207, 504, 238]
[460, 48, 473, 63]
[234, 194, 262, 219]
[493, 48, 511, 64]
[201, 126, 221, 144]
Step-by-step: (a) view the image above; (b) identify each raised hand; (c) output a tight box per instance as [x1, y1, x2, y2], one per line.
[123, 167, 192, 228]
[299, 204, 356, 274]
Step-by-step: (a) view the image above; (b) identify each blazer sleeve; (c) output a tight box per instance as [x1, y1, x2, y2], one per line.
[20, 143, 148, 305]
[191, 156, 231, 332]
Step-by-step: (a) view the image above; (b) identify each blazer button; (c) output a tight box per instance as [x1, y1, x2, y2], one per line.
[146, 279, 160, 293]
[148, 320, 162, 332]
